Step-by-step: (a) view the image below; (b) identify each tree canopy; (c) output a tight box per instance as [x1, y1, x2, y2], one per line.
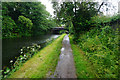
[52, 1, 99, 40]
[2, 2, 56, 38]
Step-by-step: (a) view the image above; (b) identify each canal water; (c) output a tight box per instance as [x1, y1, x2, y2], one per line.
[2, 34, 60, 68]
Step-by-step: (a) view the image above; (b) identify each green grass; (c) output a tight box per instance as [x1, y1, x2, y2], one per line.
[71, 25, 119, 78]
[8, 34, 66, 78]
[69, 36, 97, 78]
[81, 26, 119, 78]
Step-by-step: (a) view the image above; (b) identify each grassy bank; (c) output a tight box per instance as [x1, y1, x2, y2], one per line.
[70, 25, 119, 78]
[8, 34, 66, 78]
[69, 36, 97, 78]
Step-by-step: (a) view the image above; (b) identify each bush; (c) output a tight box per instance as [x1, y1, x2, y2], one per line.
[2, 16, 17, 38]
[76, 25, 119, 78]
[18, 16, 33, 36]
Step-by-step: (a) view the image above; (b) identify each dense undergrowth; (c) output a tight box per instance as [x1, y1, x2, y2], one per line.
[91, 14, 120, 25]
[70, 36, 97, 78]
[72, 25, 119, 78]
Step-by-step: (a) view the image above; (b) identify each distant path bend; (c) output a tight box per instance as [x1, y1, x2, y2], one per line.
[52, 34, 77, 78]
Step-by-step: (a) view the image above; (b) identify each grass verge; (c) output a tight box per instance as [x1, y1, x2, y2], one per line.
[69, 36, 97, 78]
[72, 25, 119, 78]
[8, 34, 66, 78]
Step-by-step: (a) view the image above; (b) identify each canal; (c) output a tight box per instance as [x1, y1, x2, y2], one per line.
[2, 34, 60, 68]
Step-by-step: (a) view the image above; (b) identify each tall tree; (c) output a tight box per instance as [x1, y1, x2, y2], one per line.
[52, 1, 98, 39]
[2, 2, 56, 38]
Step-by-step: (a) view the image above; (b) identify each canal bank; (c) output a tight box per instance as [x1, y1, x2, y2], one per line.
[8, 34, 65, 78]
[2, 34, 60, 68]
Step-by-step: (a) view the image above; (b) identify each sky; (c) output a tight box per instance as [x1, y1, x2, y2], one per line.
[97, 0, 119, 16]
[39, 0, 55, 17]
[39, 0, 119, 17]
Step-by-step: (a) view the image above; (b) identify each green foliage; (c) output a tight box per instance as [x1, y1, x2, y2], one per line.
[53, 2, 98, 40]
[2, 35, 61, 78]
[8, 34, 65, 78]
[2, 43, 41, 78]
[70, 36, 97, 78]
[2, 16, 17, 38]
[2, 2, 56, 38]
[18, 16, 33, 29]
[59, 30, 66, 34]
[75, 25, 119, 78]
[18, 16, 33, 36]
[91, 14, 120, 26]
[53, 1, 119, 78]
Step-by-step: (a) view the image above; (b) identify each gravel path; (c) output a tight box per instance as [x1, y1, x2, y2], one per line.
[51, 34, 77, 78]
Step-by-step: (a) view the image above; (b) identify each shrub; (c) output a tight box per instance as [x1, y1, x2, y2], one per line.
[77, 25, 119, 78]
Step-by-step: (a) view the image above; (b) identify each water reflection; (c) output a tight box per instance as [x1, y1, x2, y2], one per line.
[2, 34, 60, 68]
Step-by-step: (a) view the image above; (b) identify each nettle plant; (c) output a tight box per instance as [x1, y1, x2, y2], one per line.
[78, 25, 119, 78]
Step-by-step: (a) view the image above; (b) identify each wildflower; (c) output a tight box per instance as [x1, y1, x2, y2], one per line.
[6, 68, 10, 73]
[24, 54, 26, 57]
[6, 70, 10, 73]
[21, 49, 23, 51]
[20, 58, 23, 60]
[21, 52, 23, 54]
[10, 60, 13, 63]
[32, 48, 35, 51]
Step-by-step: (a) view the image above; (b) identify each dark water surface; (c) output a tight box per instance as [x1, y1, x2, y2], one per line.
[2, 34, 60, 68]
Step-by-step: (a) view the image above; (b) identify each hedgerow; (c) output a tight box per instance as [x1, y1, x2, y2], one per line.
[77, 25, 119, 78]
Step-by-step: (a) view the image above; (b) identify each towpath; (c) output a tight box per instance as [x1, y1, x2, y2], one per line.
[51, 34, 77, 78]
